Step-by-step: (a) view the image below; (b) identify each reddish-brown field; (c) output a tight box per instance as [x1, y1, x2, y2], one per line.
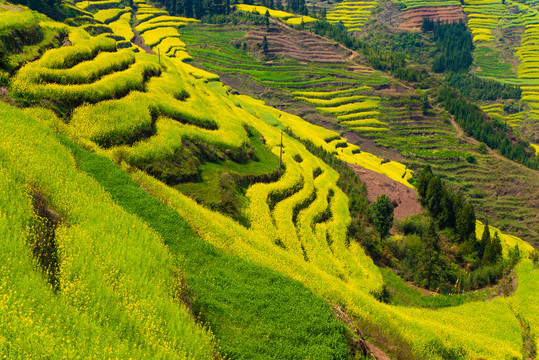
[349, 164, 422, 220]
[399, 6, 466, 30]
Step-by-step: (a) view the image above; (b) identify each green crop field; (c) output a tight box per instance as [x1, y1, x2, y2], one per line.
[0, 0, 538, 359]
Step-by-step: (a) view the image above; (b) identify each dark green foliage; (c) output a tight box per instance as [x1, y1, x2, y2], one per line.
[446, 72, 521, 101]
[369, 194, 394, 241]
[312, 189, 334, 226]
[379, 267, 494, 308]
[29, 191, 61, 291]
[0, 23, 53, 72]
[416, 166, 476, 242]
[312, 166, 322, 179]
[10, 0, 66, 21]
[0, 24, 43, 56]
[438, 85, 539, 170]
[461, 264, 503, 291]
[477, 218, 491, 260]
[287, 0, 307, 14]
[508, 245, 522, 268]
[262, 35, 268, 54]
[416, 164, 432, 207]
[267, 177, 303, 210]
[292, 190, 316, 224]
[465, 154, 476, 164]
[425, 175, 443, 220]
[453, 192, 476, 243]
[400, 166, 511, 292]
[421, 93, 430, 115]
[396, 214, 425, 236]
[416, 221, 444, 290]
[484, 232, 503, 266]
[529, 249, 539, 264]
[422, 19, 474, 73]
[148, 0, 230, 19]
[60, 136, 351, 360]
[477, 142, 488, 154]
[133, 143, 202, 185]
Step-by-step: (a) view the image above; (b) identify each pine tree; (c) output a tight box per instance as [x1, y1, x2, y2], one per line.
[262, 35, 269, 54]
[426, 175, 443, 219]
[369, 194, 394, 242]
[416, 165, 432, 205]
[454, 193, 476, 243]
[184, 0, 193, 17]
[478, 219, 491, 260]
[193, 0, 203, 18]
[484, 231, 502, 265]
[265, 9, 270, 30]
[417, 221, 444, 290]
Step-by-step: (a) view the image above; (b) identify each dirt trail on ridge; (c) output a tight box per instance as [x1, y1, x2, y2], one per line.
[132, 13, 155, 54]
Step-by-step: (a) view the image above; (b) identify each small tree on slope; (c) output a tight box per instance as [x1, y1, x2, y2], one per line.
[369, 194, 394, 242]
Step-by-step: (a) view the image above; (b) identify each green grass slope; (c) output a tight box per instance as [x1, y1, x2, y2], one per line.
[1, 1, 539, 359]
[61, 134, 351, 360]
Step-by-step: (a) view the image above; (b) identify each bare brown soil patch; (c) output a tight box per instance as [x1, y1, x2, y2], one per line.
[0, 86, 17, 106]
[349, 164, 421, 220]
[244, 25, 352, 63]
[399, 6, 465, 31]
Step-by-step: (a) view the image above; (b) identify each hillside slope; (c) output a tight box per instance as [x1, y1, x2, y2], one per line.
[0, 0, 538, 359]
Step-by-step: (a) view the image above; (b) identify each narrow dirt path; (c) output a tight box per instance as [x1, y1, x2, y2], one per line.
[331, 303, 393, 360]
[132, 12, 155, 54]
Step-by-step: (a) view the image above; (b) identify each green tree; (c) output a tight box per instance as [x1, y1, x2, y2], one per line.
[437, 190, 454, 229]
[417, 221, 444, 290]
[369, 194, 394, 241]
[478, 219, 491, 260]
[426, 175, 443, 219]
[416, 165, 432, 205]
[421, 92, 430, 115]
[264, 9, 270, 29]
[454, 192, 475, 242]
[184, 0, 194, 17]
[262, 35, 269, 54]
[484, 231, 502, 265]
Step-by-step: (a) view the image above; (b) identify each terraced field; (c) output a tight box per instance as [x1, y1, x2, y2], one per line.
[2, 1, 539, 359]
[235, 4, 317, 25]
[399, 5, 465, 30]
[326, 0, 377, 32]
[461, 0, 506, 43]
[180, 20, 539, 247]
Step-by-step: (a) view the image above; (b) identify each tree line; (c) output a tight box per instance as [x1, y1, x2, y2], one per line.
[148, 0, 307, 19]
[10, 0, 64, 20]
[421, 18, 474, 73]
[389, 166, 513, 292]
[310, 19, 425, 83]
[446, 72, 521, 101]
[438, 86, 539, 170]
